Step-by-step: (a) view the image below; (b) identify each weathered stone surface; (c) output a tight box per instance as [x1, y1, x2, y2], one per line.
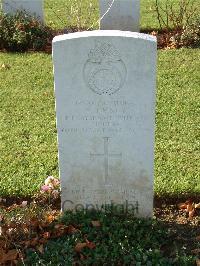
[53, 31, 157, 217]
[99, 0, 140, 32]
[2, 0, 44, 21]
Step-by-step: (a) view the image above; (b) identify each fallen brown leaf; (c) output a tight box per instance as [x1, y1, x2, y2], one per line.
[54, 224, 67, 230]
[192, 248, 200, 254]
[195, 203, 200, 209]
[30, 237, 39, 247]
[37, 244, 44, 254]
[43, 232, 51, 239]
[46, 214, 55, 223]
[6, 249, 19, 260]
[178, 203, 187, 209]
[80, 253, 86, 260]
[178, 200, 200, 219]
[40, 220, 51, 228]
[0, 249, 18, 263]
[0, 248, 5, 260]
[67, 225, 79, 234]
[22, 237, 39, 248]
[74, 242, 87, 253]
[187, 202, 194, 213]
[30, 218, 39, 227]
[0, 240, 5, 249]
[91, 220, 101, 227]
[0, 215, 3, 222]
[189, 209, 195, 220]
[7, 204, 19, 211]
[196, 259, 200, 266]
[53, 224, 68, 237]
[39, 238, 48, 244]
[86, 241, 96, 249]
[196, 235, 200, 241]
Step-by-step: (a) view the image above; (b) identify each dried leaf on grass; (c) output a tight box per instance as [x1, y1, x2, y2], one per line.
[0, 249, 19, 263]
[21, 237, 39, 248]
[37, 244, 44, 254]
[0, 240, 6, 249]
[43, 232, 51, 239]
[178, 200, 200, 219]
[86, 241, 96, 249]
[196, 259, 200, 266]
[186, 202, 194, 212]
[91, 220, 101, 227]
[46, 214, 55, 223]
[196, 235, 200, 241]
[189, 209, 195, 219]
[67, 225, 79, 234]
[29, 218, 39, 228]
[52, 224, 79, 238]
[0, 215, 4, 222]
[75, 240, 96, 253]
[0, 202, 76, 264]
[178, 203, 188, 209]
[7, 204, 19, 211]
[195, 203, 200, 209]
[75, 242, 87, 253]
[192, 248, 200, 254]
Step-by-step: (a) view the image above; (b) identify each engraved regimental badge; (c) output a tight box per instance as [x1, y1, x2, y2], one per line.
[83, 41, 127, 95]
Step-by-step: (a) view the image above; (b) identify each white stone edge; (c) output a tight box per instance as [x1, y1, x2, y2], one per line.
[53, 30, 157, 44]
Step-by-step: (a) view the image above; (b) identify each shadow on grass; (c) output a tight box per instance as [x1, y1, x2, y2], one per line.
[154, 193, 200, 208]
[2, 193, 200, 208]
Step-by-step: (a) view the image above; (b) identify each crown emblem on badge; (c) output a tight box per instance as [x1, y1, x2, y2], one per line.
[83, 41, 127, 95]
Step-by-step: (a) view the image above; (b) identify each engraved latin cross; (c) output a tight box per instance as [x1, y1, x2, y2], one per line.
[90, 137, 122, 185]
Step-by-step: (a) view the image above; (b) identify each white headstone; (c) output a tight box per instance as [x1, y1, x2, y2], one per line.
[2, 0, 44, 22]
[99, 0, 140, 32]
[53, 31, 157, 218]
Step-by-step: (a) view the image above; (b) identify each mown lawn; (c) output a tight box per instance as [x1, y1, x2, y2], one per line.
[44, 0, 183, 30]
[0, 0, 199, 198]
[0, 48, 199, 197]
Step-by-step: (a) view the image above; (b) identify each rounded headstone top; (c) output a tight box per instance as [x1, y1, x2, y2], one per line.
[53, 30, 157, 44]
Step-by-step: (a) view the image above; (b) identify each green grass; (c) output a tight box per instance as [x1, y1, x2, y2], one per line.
[44, 0, 194, 30]
[0, 53, 58, 195]
[44, 0, 99, 30]
[1, 0, 199, 30]
[0, 49, 199, 197]
[155, 48, 200, 196]
[0, 0, 199, 197]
